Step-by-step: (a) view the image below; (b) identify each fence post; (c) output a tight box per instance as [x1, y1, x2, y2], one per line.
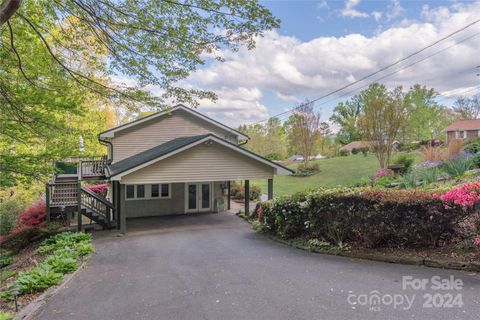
[77, 182, 82, 232]
[78, 160, 82, 180]
[45, 183, 51, 223]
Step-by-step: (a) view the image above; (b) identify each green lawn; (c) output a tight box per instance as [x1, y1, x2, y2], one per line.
[253, 154, 380, 197]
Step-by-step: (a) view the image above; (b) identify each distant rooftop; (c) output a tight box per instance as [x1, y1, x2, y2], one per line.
[445, 119, 480, 132]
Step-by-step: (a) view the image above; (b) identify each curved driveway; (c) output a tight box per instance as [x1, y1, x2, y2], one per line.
[35, 213, 480, 320]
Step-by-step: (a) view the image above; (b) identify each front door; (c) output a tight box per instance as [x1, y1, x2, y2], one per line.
[185, 182, 212, 213]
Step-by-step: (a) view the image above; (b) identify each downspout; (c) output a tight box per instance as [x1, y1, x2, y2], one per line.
[98, 133, 113, 164]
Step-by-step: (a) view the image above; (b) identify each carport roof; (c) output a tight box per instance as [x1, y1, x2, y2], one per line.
[107, 134, 293, 179]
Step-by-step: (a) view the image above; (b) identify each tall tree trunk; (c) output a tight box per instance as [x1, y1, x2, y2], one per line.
[0, 0, 21, 26]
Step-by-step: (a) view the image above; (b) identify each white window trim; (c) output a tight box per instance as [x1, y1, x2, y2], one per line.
[126, 183, 171, 200]
[151, 183, 171, 199]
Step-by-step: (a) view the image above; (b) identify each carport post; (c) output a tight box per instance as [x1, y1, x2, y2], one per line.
[268, 178, 273, 200]
[227, 181, 231, 210]
[118, 183, 127, 234]
[244, 180, 250, 215]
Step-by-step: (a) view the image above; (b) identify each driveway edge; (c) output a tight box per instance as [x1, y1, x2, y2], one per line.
[265, 233, 480, 273]
[13, 258, 90, 320]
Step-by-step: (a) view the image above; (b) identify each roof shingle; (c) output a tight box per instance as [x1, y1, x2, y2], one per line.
[445, 119, 480, 131]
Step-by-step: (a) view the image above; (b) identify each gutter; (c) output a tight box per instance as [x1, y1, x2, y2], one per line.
[98, 133, 113, 164]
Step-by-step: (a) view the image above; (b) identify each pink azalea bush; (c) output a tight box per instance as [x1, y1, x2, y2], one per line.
[370, 168, 393, 182]
[474, 236, 480, 247]
[86, 183, 109, 197]
[434, 182, 480, 208]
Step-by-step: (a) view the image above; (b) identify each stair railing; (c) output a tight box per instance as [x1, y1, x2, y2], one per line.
[80, 186, 115, 226]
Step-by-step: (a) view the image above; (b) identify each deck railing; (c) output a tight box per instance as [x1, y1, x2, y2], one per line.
[48, 181, 78, 207]
[78, 156, 108, 179]
[80, 186, 115, 224]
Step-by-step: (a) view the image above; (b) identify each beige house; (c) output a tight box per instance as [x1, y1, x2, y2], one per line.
[46, 104, 292, 233]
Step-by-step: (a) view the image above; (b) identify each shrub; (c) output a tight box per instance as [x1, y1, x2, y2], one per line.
[370, 168, 393, 184]
[229, 182, 261, 200]
[257, 187, 471, 248]
[396, 171, 418, 189]
[447, 139, 464, 158]
[351, 148, 359, 155]
[294, 162, 320, 177]
[265, 153, 282, 161]
[442, 157, 472, 178]
[44, 252, 78, 273]
[339, 150, 349, 157]
[0, 197, 25, 236]
[0, 311, 12, 320]
[392, 154, 416, 174]
[421, 145, 447, 162]
[417, 167, 442, 185]
[0, 250, 13, 268]
[465, 138, 480, 154]
[471, 154, 480, 169]
[85, 183, 109, 197]
[357, 147, 369, 156]
[18, 198, 46, 228]
[15, 264, 63, 294]
[38, 232, 92, 254]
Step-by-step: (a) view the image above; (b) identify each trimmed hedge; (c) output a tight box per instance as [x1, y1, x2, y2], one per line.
[258, 188, 472, 248]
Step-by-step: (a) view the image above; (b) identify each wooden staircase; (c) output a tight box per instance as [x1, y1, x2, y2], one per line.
[46, 156, 116, 231]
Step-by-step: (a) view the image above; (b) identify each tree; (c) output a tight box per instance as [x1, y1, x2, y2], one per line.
[403, 84, 450, 142]
[238, 117, 287, 160]
[453, 94, 480, 119]
[358, 84, 408, 168]
[0, 0, 278, 186]
[285, 100, 321, 167]
[1, 0, 279, 107]
[330, 98, 362, 145]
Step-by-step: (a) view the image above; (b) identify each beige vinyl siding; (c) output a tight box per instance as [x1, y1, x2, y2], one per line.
[121, 183, 185, 218]
[121, 142, 274, 184]
[111, 109, 238, 162]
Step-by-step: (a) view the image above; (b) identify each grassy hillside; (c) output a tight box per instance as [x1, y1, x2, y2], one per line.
[253, 154, 380, 197]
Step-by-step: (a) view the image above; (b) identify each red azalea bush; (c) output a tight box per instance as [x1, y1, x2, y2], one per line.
[18, 198, 47, 228]
[86, 183, 109, 197]
[0, 198, 54, 252]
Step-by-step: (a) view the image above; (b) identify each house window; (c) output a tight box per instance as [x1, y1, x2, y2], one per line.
[161, 184, 170, 198]
[126, 185, 135, 199]
[151, 184, 159, 198]
[151, 184, 170, 198]
[136, 185, 145, 198]
[456, 131, 467, 139]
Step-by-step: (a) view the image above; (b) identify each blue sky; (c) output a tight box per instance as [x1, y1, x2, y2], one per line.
[185, 0, 480, 126]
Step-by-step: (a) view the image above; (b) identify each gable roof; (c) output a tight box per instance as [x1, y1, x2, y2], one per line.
[107, 134, 293, 179]
[107, 135, 209, 177]
[99, 104, 248, 140]
[445, 119, 480, 132]
[339, 141, 373, 151]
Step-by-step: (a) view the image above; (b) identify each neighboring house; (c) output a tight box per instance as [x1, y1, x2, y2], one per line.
[339, 141, 371, 152]
[339, 140, 400, 152]
[444, 119, 480, 143]
[47, 104, 292, 233]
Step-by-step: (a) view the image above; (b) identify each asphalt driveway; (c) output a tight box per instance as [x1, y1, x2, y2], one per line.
[35, 213, 480, 320]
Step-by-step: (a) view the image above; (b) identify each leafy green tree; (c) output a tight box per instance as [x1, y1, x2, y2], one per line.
[284, 100, 321, 166]
[330, 98, 362, 145]
[403, 84, 449, 142]
[0, 0, 278, 186]
[239, 117, 287, 159]
[358, 84, 408, 168]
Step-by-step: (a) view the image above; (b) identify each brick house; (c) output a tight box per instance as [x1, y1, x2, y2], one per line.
[445, 119, 480, 143]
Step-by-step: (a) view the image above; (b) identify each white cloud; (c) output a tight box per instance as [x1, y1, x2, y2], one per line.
[186, 1, 480, 125]
[386, 0, 405, 21]
[372, 11, 383, 22]
[341, 0, 369, 18]
[317, 0, 329, 10]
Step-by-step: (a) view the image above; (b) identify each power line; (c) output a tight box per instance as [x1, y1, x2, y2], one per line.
[252, 18, 480, 124]
[271, 31, 480, 124]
